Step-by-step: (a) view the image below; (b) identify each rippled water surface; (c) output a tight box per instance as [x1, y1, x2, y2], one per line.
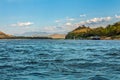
[0, 40, 120, 80]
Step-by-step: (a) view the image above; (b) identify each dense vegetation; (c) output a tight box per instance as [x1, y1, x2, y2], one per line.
[65, 22, 120, 39]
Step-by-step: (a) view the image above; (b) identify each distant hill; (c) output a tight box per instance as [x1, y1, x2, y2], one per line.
[0, 31, 66, 39]
[15, 32, 66, 39]
[65, 21, 120, 40]
[0, 31, 12, 39]
[16, 32, 50, 37]
[49, 34, 66, 39]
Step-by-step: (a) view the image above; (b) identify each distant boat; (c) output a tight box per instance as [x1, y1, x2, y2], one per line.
[91, 36, 100, 40]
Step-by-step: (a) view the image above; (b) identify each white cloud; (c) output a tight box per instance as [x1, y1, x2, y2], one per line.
[78, 17, 112, 25]
[65, 16, 75, 21]
[66, 18, 75, 21]
[88, 17, 111, 23]
[115, 14, 120, 19]
[80, 14, 86, 17]
[55, 20, 61, 23]
[65, 22, 72, 26]
[55, 17, 75, 24]
[11, 22, 34, 27]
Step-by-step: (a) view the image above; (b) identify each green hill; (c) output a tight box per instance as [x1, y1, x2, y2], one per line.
[65, 22, 120, 40]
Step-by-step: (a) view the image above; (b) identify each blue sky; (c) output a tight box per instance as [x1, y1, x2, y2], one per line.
[0, 0, 120, 35]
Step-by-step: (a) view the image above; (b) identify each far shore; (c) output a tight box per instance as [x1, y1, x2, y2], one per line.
[0, 36, 52, 39]
[0, 36, 120, 40]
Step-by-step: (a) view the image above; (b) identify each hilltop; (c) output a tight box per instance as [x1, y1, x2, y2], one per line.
[49, 34, 66, 39]
[0, 31, 13, 39]
[65, 21, 120, 40]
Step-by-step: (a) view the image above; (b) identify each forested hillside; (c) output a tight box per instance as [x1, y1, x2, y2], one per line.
[65, 22, 120, 39]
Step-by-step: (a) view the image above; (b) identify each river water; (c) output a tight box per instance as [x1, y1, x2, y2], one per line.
[0, 40, 120, 80]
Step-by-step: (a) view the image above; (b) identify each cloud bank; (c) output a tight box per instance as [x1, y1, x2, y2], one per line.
[80, 14, 86, 17]
[11, 22, 34, 27]
[79, 17, 112, 25]
[115, 15, 120, 19]
[48, 16, 113, 34]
